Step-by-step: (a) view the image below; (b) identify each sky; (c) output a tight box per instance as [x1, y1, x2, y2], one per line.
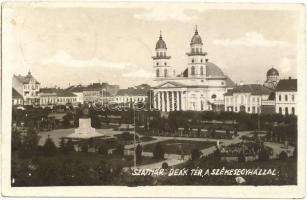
[3, 3, 303, 89]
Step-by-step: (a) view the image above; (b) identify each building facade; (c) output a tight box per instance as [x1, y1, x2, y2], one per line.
[152, 28, 235, 112]
[224, 84, 274, 114]
[39, 88, 77, 107]
[13, 72, 40, 105]
[275, 78, 297, 115]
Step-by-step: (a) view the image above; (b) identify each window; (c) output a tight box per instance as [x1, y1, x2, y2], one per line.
[192, 48, 195, 53]
[247, 107, 250, 112]
[221, 82, 224, 85]
[292, 107, 295, 115]
[252, 106, 255, 113]
[164, 69, 168, 77]
[201, 59, 203, 63]
[279, 95, 281, 101]
[200, 66, 204, 75]
[211, 94, 217, 99]
[156, 52, 159, 57]
[164, 62, 167, 66]
[196, 48, 199, 53]
[156, 69, 159, 77]
[163, 52, 166, 57]
[285, 107, 289, 115]
[285, 95, 288, 101]
[292, 95, 295, 101]
[192, 59, 194, 63]
[191, 66, 195, 75]
[156, 62, 159, 66]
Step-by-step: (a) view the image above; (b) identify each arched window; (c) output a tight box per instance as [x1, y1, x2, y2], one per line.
[200, 66, 204, 75]
[191, 66, 195, 75]
[156, 69, 159, 77]
[164, 69, 168, 77]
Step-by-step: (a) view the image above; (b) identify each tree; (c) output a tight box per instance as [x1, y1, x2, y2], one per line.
[191, 148, 202, 161]
[59, 138, 66, 153]
[279, 151, 288, 161]
[11, 129, 22, 152]
[162, 162, 169, 169]
[65, 139, 75, 153]
[98, 145, 108, 155]
[42, 136, 57, 156]
[20, 127, 40, 158]
[258, 147, 270, 161]
[136, 144, 143, 164]
[153, 143, 165, 159]
[238, 151, 246, 162]
[114, 144, 124, 156]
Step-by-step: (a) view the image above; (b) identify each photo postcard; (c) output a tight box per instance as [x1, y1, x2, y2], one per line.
[1, 1, 306, 198]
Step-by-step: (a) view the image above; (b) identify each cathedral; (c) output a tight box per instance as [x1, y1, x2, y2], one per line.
[152, 27, 235, 112]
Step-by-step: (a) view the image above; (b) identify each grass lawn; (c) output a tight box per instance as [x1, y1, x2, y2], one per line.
[141, 139, 216, 155]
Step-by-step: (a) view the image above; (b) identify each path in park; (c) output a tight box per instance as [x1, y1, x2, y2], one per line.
[128, 131, 252, 169]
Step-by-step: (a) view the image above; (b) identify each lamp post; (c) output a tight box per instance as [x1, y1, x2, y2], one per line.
[133, 103, 137, 168]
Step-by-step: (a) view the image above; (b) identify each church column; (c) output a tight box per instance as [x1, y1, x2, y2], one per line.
[177, 91, 180, 111]
[171, 91, 175, 111]
[166, 91, 170, 112]
[161, 92, 165, 112]
[157, 91, 161, 110]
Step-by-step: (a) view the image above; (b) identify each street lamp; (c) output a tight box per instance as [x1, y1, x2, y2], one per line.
[133, 103, 136, 168]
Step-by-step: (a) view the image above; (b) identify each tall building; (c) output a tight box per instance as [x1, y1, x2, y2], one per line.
[13, 71, 40, 105]
[152, 27, 235, 112]
[275, 78, 297, 115]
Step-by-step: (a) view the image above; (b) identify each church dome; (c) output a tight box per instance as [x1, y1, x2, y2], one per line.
[267, 67, 279, 76]
[206, 62, 225, 77]
[155, 34, 167, 49]
[190, 29, 203, 45]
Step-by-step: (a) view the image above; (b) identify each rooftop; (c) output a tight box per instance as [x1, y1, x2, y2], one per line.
[275, 78, 297, 91]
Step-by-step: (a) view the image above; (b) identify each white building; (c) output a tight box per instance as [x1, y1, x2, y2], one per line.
[110, 87, 148, 105]
[13, 71, 40, 105]
[224, 84, 274, 114]
[152, 28, 235, 112]
[39, 88, 77, 107]
[275, 78, 297, 115]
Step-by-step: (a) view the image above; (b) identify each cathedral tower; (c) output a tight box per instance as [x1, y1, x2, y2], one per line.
[186, 26, 207, 77]
[152, 32, 171, 79]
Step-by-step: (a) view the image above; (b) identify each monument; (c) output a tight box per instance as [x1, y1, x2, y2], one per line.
[65, 104, 111, 140]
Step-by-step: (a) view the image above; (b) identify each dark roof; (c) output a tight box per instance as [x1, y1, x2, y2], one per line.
[155, 34, 167, 49]
[225, 76, 236, 88]
[40, 88, 76, 97]
[275, 78, 297, 91]
[226, 84, 273, 95]
[267, 67, 279, 76]
[56, 89, 76, 97]
[14, 72, 40, 84]
[206, 62, 224, 77]
[116, 88, 148, 96]
[190, 29, 203, 45]
[40, 88, 57, 93]
[12, 88, 23, 99]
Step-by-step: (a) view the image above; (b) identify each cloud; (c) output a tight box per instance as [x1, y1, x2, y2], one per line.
[41, 50, 137, 69]
[213, 32, 291, 47]
[122, 69, 153, 78]
[279, 57, 294, 74]
[133, 7, 204, 22]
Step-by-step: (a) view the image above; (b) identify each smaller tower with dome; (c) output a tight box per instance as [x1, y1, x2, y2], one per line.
[152, 32, 172, 79]
[186, 26, 208, 77]
[264, 67, 280, 89]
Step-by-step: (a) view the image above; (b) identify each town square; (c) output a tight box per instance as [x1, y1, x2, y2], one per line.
[4, 3, 301, 189]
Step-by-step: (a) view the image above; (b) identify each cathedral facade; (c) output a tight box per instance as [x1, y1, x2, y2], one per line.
[152, 28, 235, 112]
